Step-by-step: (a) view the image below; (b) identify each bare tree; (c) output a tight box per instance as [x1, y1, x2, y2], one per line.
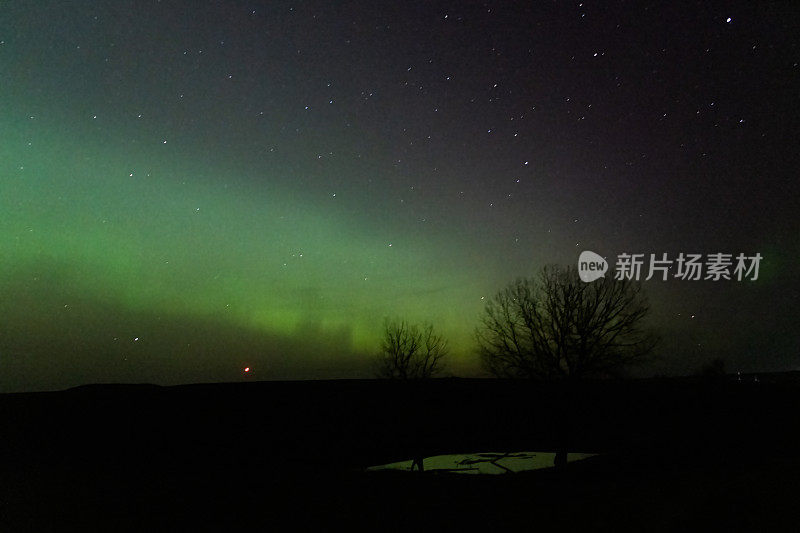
[477, 265, 657, 468]
[375, 319, 448, 472]
[376, 319, 448, 380]
[476, 264, 657, 381]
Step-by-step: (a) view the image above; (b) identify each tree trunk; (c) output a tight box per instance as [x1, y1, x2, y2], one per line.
[554, 449, 567, 469]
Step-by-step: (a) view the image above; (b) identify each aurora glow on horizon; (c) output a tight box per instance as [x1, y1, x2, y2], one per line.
[1, 2, 798, 391]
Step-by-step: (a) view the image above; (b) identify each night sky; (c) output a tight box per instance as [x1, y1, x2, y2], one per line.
[1, 1, 798, 391]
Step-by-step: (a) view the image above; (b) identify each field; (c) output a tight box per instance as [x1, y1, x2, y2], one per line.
[1, 375, 798, 530]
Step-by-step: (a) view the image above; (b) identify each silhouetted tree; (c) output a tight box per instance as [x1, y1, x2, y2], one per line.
[476, 264, 657, 380]
[476, 264, 658, 468]
[375, 319, 448, 380]
[375, 319, 448, 472]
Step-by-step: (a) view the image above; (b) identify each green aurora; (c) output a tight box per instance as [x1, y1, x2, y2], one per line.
[0, 107, 553, 390]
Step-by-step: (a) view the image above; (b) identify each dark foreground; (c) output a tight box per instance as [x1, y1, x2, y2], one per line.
[1, 375, 799, 530]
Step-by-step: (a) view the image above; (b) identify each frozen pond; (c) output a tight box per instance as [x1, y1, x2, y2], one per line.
[367, 451, 597, 474]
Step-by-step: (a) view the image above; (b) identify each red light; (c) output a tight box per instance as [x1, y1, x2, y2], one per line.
[244, 367, 250, 372]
